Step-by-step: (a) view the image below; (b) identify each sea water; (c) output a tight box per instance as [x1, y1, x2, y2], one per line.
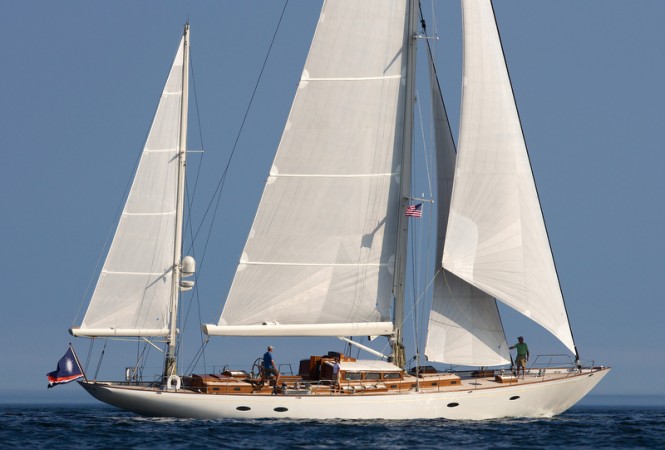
[2, 403, 664, 449]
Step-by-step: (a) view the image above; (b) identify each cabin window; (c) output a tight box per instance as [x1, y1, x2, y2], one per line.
[345, 372, 361, 381]
[383, 372, 401, 380]
[364, 372, 381, 380]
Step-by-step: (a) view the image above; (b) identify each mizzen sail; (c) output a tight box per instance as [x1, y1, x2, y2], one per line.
[71, 36, 187, 337]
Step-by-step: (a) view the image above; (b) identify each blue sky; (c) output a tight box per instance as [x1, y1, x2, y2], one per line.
[1, 1, 663, 405]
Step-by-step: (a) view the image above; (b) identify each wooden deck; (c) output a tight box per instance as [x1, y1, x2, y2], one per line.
[171, 367, 592, 397]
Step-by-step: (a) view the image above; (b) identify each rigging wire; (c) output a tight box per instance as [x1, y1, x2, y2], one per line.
[177, 49, 209, 374]
[186, 0, 291, 324]
[405, 7, 438, 372]
[183, 49, 206, 253]
[188, 0, 290, 248]
[176, 1, 291, 374]
[409, 89, 436, 368]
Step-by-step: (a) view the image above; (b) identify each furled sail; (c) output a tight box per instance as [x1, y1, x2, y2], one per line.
[71, 37, 186, 337]
[442, 0, 575, 353]
[424, 52, 510, 366]
[205, 0, 409, 337]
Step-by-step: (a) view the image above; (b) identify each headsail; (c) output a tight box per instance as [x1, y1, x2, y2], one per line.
[71, 35, 187, 338]
[424, 50, 510, 366]
[205, 0, 410, 337]
[442, 0, 575, 353]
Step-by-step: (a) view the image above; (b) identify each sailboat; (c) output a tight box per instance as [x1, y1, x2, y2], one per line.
[68, 0, 609, 420]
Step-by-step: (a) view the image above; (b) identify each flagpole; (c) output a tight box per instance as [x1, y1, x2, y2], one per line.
[69, 343, 88, 382]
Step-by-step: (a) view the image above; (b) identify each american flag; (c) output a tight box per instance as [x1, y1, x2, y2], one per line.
[405, 203, 423, 218]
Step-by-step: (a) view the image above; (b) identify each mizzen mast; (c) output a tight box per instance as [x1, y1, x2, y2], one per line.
[164, 23, 190, 378]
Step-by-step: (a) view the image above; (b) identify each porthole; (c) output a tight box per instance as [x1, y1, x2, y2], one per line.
[274, 407, 288, 412]
[447, 402, 459, 408]
[509, 396, 520, 401]
[236, 406, 251, 411]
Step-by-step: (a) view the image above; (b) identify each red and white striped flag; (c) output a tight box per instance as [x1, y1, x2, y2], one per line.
[405, 203, 423, 218]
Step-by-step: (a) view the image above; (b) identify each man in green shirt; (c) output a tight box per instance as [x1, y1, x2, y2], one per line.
[510, 336, 529, 379]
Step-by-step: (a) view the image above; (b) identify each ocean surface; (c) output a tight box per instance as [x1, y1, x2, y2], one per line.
[2, 403, 664, 449]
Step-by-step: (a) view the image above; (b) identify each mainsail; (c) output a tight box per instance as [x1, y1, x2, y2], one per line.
[442, 0, 575, 353]
[205, 0, 410, 337]
[71, 36, 187, 337]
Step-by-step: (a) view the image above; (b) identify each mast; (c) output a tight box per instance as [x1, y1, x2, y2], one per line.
[164, 23, 190, 378]
[392, 0, 419, 367]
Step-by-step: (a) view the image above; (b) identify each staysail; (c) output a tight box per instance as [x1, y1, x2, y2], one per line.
[205, 0, 410, 337]
[424, 49, 510, 367]
[71, 36, 187, 337]
[442, 0, 575, 353]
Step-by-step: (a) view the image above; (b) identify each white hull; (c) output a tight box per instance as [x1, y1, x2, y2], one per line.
[80, 368, 609, 420]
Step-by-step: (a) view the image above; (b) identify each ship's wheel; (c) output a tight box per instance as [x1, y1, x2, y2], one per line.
[251, 358, 264, 379]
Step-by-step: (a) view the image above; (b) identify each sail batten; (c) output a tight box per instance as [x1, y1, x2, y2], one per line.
[302, 75, 403, 82]
[121, 211, 176, 216]
[269, 173, 398, 179]
[100, 270, 171, 276]
[239, 262, 388, 267]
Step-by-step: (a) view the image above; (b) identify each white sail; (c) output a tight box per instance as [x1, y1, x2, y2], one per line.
[424, 54, 509, 366]
[442, 0, 575, 353]
[71, 37, 186, 337]
[206, 0, 410, 337]
[427, 271, 510, 366]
